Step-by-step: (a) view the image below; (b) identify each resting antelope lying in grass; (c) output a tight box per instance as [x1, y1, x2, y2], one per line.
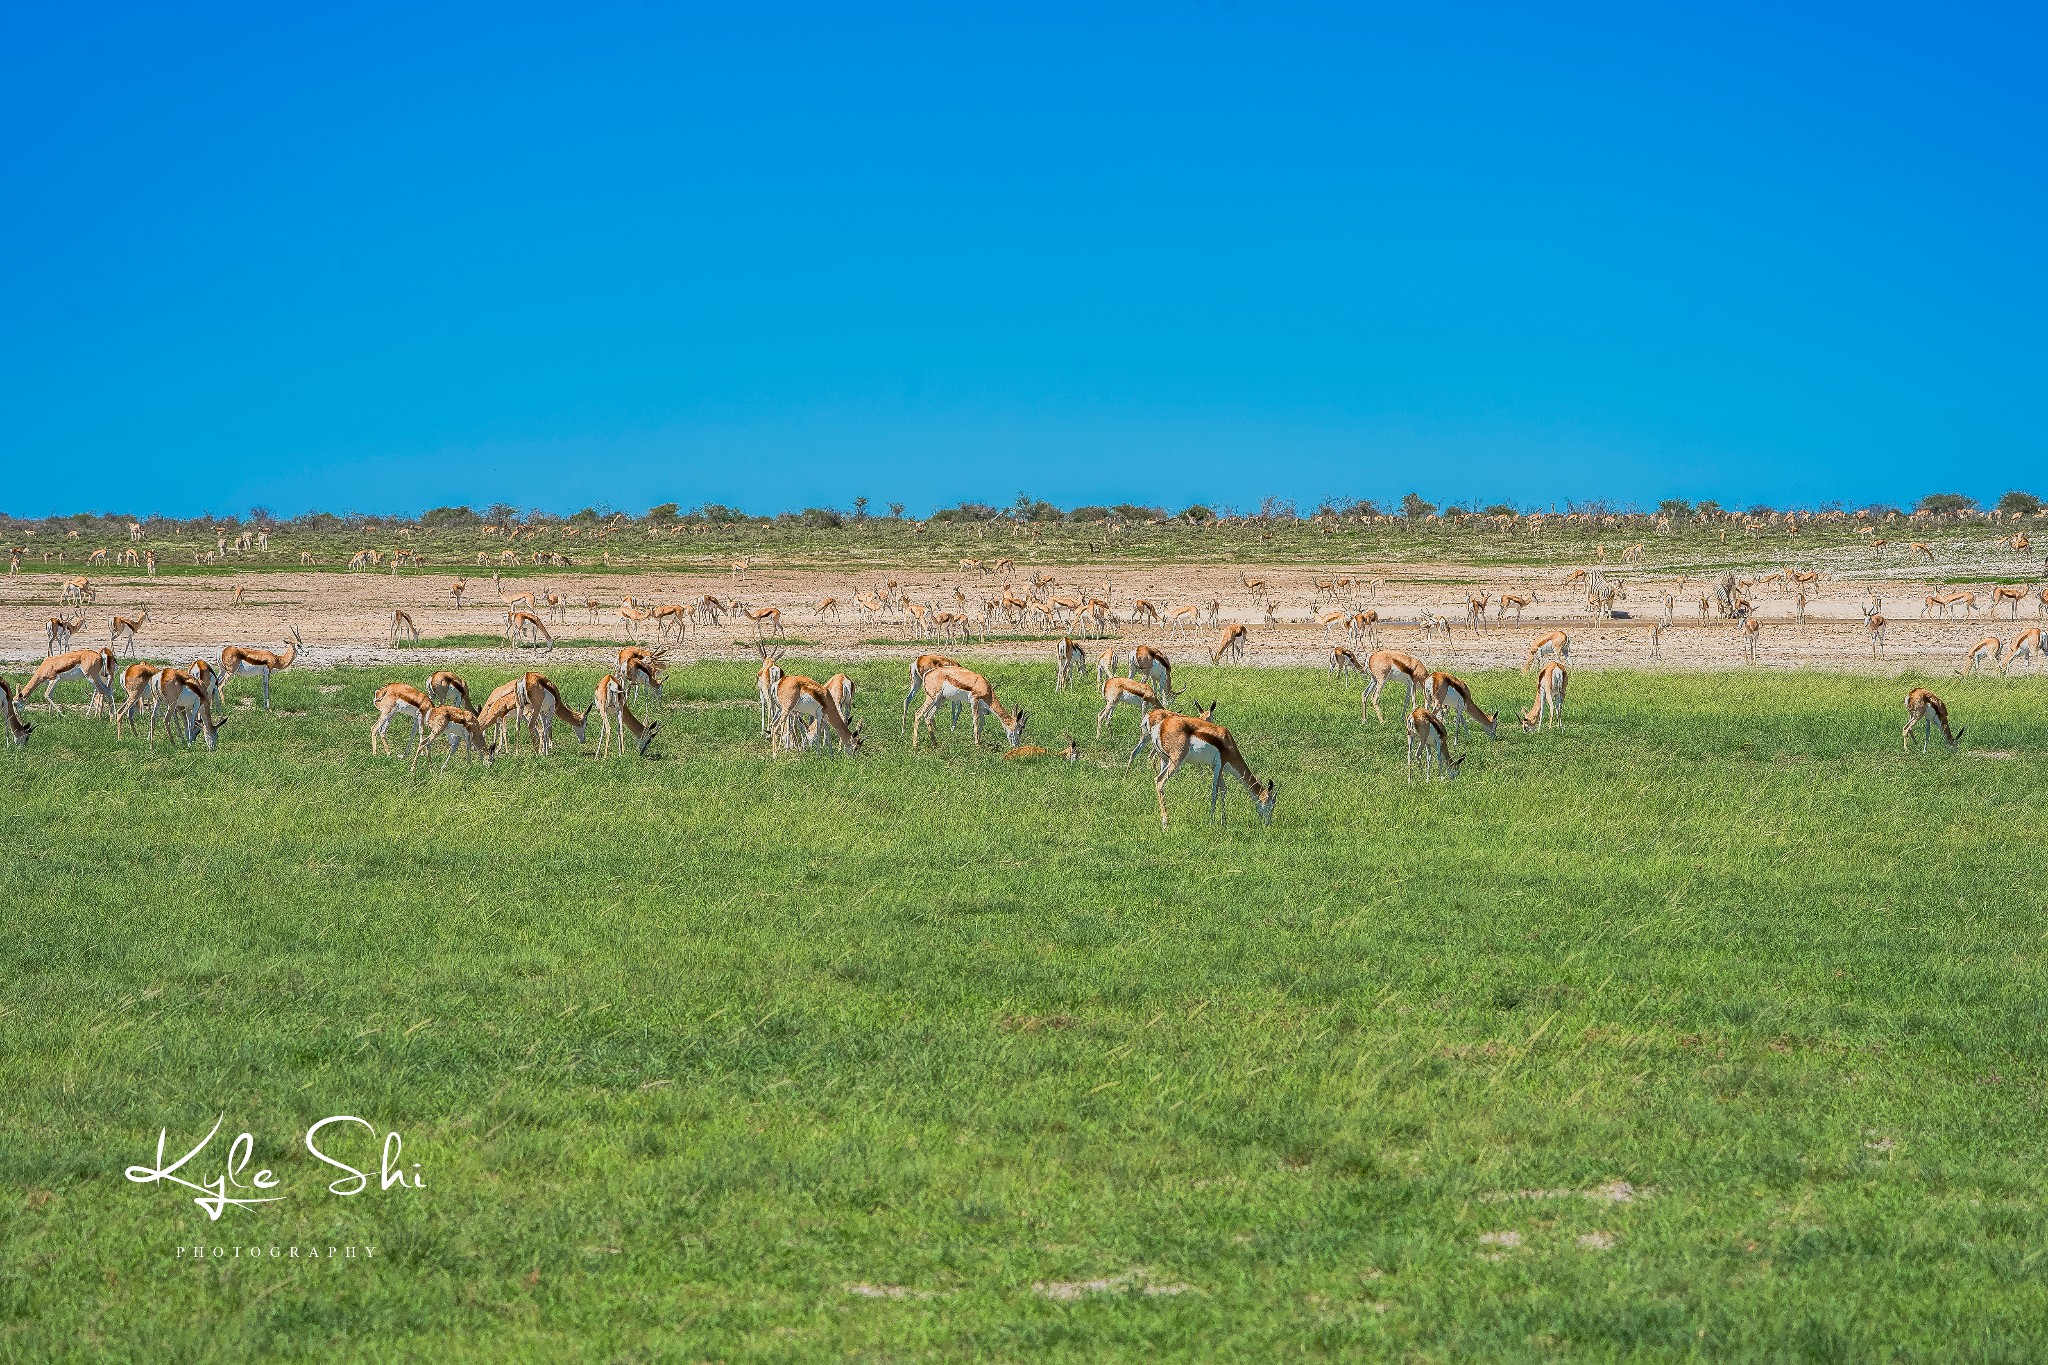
[1139, 706, 1276, 831]
[911, 666, 1025, 749]
[1406, 705, 1460, 783]
[1902, 688, 1962, 752]
[1520, 661, 1567, 732]
[1005, 734, 1079, 762]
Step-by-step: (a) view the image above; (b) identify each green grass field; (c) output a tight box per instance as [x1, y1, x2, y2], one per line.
[4, 661, 2046, 1360]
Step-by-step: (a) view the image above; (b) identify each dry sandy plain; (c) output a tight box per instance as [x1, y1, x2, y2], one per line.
[6, 555, 2044, 679]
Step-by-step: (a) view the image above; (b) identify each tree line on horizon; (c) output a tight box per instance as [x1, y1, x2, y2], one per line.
[3, 489, 2040, 537]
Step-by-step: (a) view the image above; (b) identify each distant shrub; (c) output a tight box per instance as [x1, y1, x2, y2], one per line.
[1995, 490, 2041, 516]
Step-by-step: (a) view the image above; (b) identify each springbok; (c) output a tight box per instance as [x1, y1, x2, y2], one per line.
[371, 682, 434, 755]
[1519, 662, 1568, 733]
[1961, 636, 2003, 674]
[412, 705, 495, 771]
[1211, 623, 1249, 665]
[594, 673, 660, 757]
[155, 668, 226, 749]
[221, 626, 303, 708]
[1523, 631, 1570, 673]
[45, 614, 82, 653]
[1902, 688, 1962, 752]
[772, 674, 863, 754]
[22, 647, 116, 714]
[1137, 707, 1276, 831]
[428, 670, 473, 709]
[0, 677, 31, 746]
[109, 608, 148, 657]
[910, 666, 1026, 749]
[1054, 637, 1085, 690]
[901, 653, 961, 731]
[389, 610, 420, 646]
[1423, 671, 1497, 740]
[1130, 644, 1182, 701]
[2001, 627, 2044, 674]
[1096, 676, 1159, 739]
[1361, 650, 1428, 724]
[1406, 706, 1460, 783]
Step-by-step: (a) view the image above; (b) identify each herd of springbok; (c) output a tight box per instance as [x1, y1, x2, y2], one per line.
[3, 556, 2004, 826]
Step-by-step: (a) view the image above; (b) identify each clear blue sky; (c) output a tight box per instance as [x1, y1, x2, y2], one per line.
[5, 2, 2043, 518]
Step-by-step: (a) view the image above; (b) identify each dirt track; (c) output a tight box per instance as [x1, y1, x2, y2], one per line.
[4, 561, 2043, 676]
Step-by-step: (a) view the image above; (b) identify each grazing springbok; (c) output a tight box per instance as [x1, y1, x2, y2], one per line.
[1130, 644, 1182, 701]
[1095, 676, 1159, 739]
[113, 662, 159, 738]
[412, 705, 495, 771]
[155, 668, 226, 749]
[504, 610, 552, 650]
[371, 682, 434, 755]
[221, 626, 303, 708]
[389, 610, 420, 646]
[594, 673, 660, 757]
[515, 672, 590, 755]
[910, 666, 1026, 750]
[23, 647, 116, 714]
[428, 670, 473, 709]
[1520, 661, 1568, 733]
[2001, 627, 2044, 674]
[773, 674, 863, 754]
[0, 677, 35, 746]
[1902, 688, 1962, 752]
[1054, 637, 1085, 691]
[616, 646, 666, 705]
[1961, 636, 2003, 675]
[901, 653, 961, 731]
[1361, 649, 1428, 724]
[1523, 630, 1570, 673]
[1330, 645, 1363, 679]
[1406, 705, 1460, 783]
[1423, 671, 1497, 740]
[1211, 622, 1249, 665]
[1138, 707, 1276, 831]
